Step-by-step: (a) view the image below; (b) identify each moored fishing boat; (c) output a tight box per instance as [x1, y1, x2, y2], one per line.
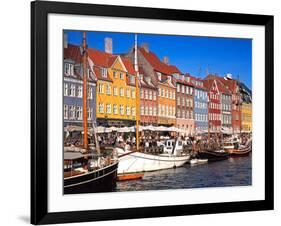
[116, 35, 190, 174]
[116, 138, 190, 173]
[63, 32, 118, 194]
[197, 149, 230, 162]
[228, 142, 252, 157]
[64, 149, 118, 194]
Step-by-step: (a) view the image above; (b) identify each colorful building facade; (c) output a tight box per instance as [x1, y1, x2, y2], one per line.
[191, 77, 208, 133]
[63, 43, 96, 127]
[203, 79, 221, 132]
[138, 68, 158, 125]
[87, 46, 137, 127]
[174, 74, 194, 135]
[124, 44, 180, 126]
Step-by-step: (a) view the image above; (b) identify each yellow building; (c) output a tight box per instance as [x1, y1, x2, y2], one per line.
[87, 48, 137, 127]
[157, 76, 176, 126]
[241, 102, 252, 132]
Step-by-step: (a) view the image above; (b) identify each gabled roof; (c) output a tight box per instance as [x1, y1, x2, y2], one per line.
[139, 47, 182, 75]
[190, 76, 207, 90]
[87, 48, 114, 68]
[64, 44, 82, 63]
[204, 74, 231, 94]
[87, 48, 135, 75]
[64, 44, 96, 82]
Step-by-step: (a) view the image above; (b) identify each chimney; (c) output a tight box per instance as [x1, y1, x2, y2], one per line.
[104, 37, 113, 54]
[64, 33, 68, 49]
[141, 43, 149, 53]
[163, 56, 169, 65]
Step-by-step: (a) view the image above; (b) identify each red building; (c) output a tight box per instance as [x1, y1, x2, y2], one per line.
[174, 74, 195, 135]
[138, 67, 158, 125]
[206, 74, 242, 133]
[203, 78, 221, 132]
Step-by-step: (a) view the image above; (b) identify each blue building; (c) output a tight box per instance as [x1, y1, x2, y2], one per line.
[191, 77, 209, 133]
[63, 42, 96, 128]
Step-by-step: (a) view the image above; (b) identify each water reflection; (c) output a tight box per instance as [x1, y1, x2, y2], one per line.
[116, 155, 252, 192]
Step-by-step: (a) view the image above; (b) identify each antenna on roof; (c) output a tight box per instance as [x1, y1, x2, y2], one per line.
[198, 65, 202, 77]
[134, 34, 139, 73]
[206, 64, 210, 76]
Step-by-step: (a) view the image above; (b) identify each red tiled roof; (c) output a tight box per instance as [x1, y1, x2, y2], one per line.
[139, 47, 182, 75]
[87, 48, 136, 81]
[203, 75, 231, 94]
[93, 66, 112, 82]
[205, 74, 236, 92]
[189, 75, 207, 90]
[121, 57, 136, 75]
[87, 48, 113, 68]
[64, 44, 82, 63]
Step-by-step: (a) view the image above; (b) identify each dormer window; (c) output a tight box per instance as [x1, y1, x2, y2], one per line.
[157, 72, 161, 81]
[64, 63, 74, 76]
[101, 68, 107, 78]
[129, 75, 135, 84]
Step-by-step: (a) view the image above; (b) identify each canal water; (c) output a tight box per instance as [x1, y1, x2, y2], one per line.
[116, 155, 252, 192]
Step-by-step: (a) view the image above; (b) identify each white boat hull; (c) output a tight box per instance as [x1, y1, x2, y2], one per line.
[116, 148, 190, 174]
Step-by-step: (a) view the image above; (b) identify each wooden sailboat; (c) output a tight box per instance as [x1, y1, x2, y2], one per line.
[64, 32, 118, 194]
[116, 35, 190, 174]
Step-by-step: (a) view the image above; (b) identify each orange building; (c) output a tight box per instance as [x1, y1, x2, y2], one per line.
[157, 76, 176, 126]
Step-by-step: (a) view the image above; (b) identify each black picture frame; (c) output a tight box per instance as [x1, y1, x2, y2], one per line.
[31, 1, 274, 224]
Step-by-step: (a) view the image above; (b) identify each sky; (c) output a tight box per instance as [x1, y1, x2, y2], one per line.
[65, 30, 252, 89]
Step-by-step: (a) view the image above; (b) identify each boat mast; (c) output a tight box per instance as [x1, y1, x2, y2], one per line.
[134, 34, 140, 151]
[82, 32, 88, 150]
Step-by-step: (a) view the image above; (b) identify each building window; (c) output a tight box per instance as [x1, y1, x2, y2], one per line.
[177, 97, 180, 106]
[98, 84, 104, 94]
[149, 106, 153, 116]
[126, 106, 130, 116]
[177, 84, 180, 92]
[69, 106, 76, 119]
[161, 89, 164, 97]
[77, 85, 82, 98]
[153, 106, 157, 116]
[113, 104, 118, 115]
[106, 84, 111, 95]
[145, 106, 148, 115]
[190, 87, 193, 95]
[140, 89, 144, 99]
[98, 103, 104, 113]
[64, 63, 74, 76]
[132, 107, 136, 116]
[70, 84, 75, 97]
[88, 87, 93, 99]
[76, 106, 82, 120]
[87, 108, 93, 120]
[106, 103, 111, 114]
[120, 88, 124, 97]
[113, 71, 117, 79]
[182, 98, 185, 106]
[64, 105, 68, 119]
[132, 90, 136, 99]
[129, 75, 135, 84]
[181, 85, 185, 93]
[64, 83, 68, 96]
[149, 90, 152, 100]
[153, 91, 156, 100]
[120, 73, 124, 80]
[165, 90, 169, 98]
[101, 68, 107, 78]
[145, 90, 148, 99]
[141, 106, 144, 115]
[113, 87, 118, 96]
[120, 105, 124, 115]
[126, 89, 131, 98]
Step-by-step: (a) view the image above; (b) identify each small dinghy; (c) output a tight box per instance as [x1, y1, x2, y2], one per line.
[190, 158, 208, 165]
